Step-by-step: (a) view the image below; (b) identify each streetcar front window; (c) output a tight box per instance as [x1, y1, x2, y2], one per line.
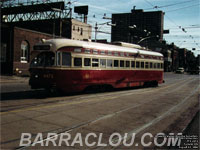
[30, 52, 55, 67]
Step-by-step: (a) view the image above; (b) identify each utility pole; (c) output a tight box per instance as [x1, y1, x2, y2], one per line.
[95, 22, 98, 42]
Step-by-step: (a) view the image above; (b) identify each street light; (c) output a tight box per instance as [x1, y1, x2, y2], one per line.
[137, 35, 159, 44]
[129, 25, 137, 29]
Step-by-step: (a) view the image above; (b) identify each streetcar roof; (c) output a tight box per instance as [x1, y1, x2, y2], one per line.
[37, 38, 163, 57]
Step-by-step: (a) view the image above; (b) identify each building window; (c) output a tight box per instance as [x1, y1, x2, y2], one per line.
[20, 40, 29, 63]
[80, 28, 83, 35]
[73, 26, 75, 31]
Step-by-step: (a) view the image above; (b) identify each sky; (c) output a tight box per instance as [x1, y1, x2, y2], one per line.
[71, 0, 200, 56]
[2, 0, 199, 56]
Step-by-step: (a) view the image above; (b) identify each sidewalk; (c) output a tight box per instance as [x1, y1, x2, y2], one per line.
[0, 75, 29, 83]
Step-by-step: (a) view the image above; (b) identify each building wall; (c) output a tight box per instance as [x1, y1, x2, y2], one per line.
[13, 27, 53, 75]
[2, 19, 92, 76]
[71, 19, 92, 41]
[111, 9, 164, 44]
[1, 24, 14, 74]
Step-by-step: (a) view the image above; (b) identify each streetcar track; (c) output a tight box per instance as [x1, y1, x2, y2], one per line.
[15, 77, 198, 150]
[0, 76, 195, 115]
[110, 84, 200, 150]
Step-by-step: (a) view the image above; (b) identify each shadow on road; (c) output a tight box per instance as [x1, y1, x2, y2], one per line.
[0, 85, 156, 101]
[1, 90, 52, 101]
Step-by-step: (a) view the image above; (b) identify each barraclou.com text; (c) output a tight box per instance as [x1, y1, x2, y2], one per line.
[20, 132, 182, 147]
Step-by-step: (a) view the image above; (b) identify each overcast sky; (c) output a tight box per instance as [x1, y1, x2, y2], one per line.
[72, 0, 200, 56]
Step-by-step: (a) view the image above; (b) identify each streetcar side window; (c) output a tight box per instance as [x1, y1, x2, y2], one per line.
[161, 63, 163, 69]
[154, 63, 157, 69]
[84, 58, 91, 67]
[93, 50, 98, 54]
[126, 61, 130, 68]
[62, 52, 71, 67]
[114, 60, 119, 67]
[136, 61, 140, 68]
[100, 51, 105, 55]
[150, 62, 153, 69]
[114, 52, 118, 56]
[92, 58, 99, 67]
[145, 62, 149, 69]
[141, 62, 144, 68]
[100, 59, 106, 68]
[120, 60, 124, 68]
[84, 49, 91, 54]
[157, 63, 161, 69]
[74, 57, 82, 67]
[108, 51, 112, 55]
[107, 59, 113, 68]
[131, 61, 135, 68]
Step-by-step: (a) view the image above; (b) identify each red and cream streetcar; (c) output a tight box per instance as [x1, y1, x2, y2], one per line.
[29, 39, 164, 93]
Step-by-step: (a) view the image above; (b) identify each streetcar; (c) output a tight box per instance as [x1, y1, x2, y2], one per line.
[29, 39, 164, 93]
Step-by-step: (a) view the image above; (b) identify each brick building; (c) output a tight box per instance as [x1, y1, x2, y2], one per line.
[1, 1, 91, 75]
[1, 26, 54, 75]
[1, 18, 92, 75]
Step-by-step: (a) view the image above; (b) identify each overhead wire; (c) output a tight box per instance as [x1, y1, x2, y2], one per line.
[166, 3, 200, 13]
[143, 0, 200, 50]
[144, 0, 198, 10]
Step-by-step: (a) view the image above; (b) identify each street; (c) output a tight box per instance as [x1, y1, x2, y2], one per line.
[0, 73, 199, 149]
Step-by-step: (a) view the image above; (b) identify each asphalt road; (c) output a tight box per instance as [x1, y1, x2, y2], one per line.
[0, 73, 199, 149]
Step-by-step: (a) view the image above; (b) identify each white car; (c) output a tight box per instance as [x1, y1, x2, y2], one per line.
[176, 67, 184, 74]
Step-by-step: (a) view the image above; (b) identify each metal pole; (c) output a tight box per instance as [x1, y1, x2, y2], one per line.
[53, 15, 55, 38]
[95, 22, 98, 42]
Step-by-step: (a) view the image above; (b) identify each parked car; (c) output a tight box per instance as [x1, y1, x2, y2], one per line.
[176, 67, 184, 74]
[188, 66, 200, 75]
